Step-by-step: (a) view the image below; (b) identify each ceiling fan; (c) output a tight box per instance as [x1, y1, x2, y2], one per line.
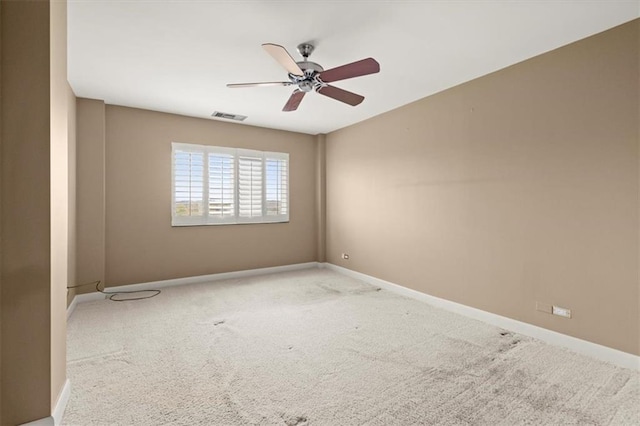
[227, 43, 380, 112]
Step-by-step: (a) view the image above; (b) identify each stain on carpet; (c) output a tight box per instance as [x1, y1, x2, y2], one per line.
[282, 414, 308, 426]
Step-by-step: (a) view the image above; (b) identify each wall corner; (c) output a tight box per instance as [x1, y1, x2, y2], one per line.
[315, 134, 326, 263]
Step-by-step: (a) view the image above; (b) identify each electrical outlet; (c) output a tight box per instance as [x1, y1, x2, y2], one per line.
[552, 305, 571, 318]
[341, 253, 350, 260]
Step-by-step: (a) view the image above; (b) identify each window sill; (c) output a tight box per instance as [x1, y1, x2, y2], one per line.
[171, 220, 290, 227]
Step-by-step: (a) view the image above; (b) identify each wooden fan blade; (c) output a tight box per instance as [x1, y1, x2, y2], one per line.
[227, 82, 291, 88]
[317, 85, 364, 106]
[283, 90, 306, 112]
[319, 58, 380, 83]
[262, 43, 304, 76]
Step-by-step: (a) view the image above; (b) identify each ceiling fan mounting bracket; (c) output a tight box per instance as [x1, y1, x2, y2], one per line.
[297, 43, 315, 59]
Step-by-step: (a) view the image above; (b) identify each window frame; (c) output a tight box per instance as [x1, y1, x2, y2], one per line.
[171, 142, 289, 227]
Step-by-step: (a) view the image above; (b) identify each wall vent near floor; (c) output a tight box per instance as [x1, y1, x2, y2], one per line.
[211, 111, 247, 121]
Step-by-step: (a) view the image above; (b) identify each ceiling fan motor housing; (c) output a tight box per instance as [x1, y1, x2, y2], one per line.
[290, 60, 325, 92]
[296, 61, 323, 74]
[291, 43, 326, 92]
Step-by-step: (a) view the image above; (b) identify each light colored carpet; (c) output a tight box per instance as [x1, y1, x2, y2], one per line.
[64, 268, 639, 425]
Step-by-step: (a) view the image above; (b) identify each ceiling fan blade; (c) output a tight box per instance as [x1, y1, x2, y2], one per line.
[283, 90, 306, 112]
[317, 85, 364, 106]
[227, 81, 292, 88]
[319, 58, 380, 83]
[262, 43, 304, 76]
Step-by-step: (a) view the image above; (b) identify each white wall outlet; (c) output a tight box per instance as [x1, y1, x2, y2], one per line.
[341, 253, 350, 260]
[552, 305, 571, 318]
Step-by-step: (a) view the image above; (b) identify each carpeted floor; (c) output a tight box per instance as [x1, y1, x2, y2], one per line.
[64, 268, 639, 425]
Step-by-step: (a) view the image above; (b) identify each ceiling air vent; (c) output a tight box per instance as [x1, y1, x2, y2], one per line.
[211, 111, 247, 121]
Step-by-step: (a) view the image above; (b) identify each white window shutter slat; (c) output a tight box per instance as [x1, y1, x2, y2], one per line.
[173, 149, 205, 219]
[238, 153, 263, 218]
[208, 153, 235, 218]
[265, 156, 288, 217]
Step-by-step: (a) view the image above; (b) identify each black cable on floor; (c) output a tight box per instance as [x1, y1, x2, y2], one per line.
[67, 280, 161, 301]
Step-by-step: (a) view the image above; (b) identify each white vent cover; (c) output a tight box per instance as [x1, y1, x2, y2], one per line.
[211, 111, 247, 121]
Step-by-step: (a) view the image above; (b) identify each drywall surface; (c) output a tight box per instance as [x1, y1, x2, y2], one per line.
[0, 1, 3, 420]
[326, 20, 639, 355]
[316, 134, 326, 262]
[1, 1, 52, 424]
[104, 106, 317, 286]
[67, 84, 77, 305]
[75, 98, 106, 295]
[50, 0, 69, 410]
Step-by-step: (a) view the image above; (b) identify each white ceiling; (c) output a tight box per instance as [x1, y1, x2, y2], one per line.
[68, 1, 639, 135]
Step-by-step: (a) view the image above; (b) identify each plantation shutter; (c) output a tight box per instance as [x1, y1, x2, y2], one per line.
[172, 143, 288, 226]
[237, 149, 263, 219]
[208, 152, 235, 218]
[172, 147, 205, 220]
[265, 152, 289, 218]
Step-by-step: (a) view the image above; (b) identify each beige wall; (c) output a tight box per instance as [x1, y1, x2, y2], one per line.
[50, 0, 69, 410]
[1, 1, 52, 424]
[326, 20, 639, 356]
[102, 106, 317, 286]
[0, 0, 3, 419]
[75, 98, 106, 295]
[316, 134, 327, 263]
[0, 0, 72, 423]
[67, 85, 77, 305]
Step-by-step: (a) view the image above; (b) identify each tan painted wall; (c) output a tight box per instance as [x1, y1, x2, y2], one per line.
[50, 0, 69, 410]
[75, 98, 106, 295]
[326, 20, 639, 356]
[103, 106, 317, 286]
[0, 0, 3, 420]
[315, 134, 327, 263]
[0, 1, 71, 422]
[1, 1, 52, 424]
[67, 85, 77, 305]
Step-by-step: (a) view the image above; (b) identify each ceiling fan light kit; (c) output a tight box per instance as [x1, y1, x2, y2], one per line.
[227, 43, 380, 112]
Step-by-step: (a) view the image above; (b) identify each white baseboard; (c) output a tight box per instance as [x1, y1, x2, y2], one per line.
[19, 379, 70, 426]
[53, 379, 71, 425]
[21, 417, 53, 426]
[51, 379, 71, 426]
[67, 262, 320, 314]
[323, 263, 640, 371]
[66, 294, 79, 319]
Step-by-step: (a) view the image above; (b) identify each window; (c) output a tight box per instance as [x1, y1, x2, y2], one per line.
[172, 142, 289, 226]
